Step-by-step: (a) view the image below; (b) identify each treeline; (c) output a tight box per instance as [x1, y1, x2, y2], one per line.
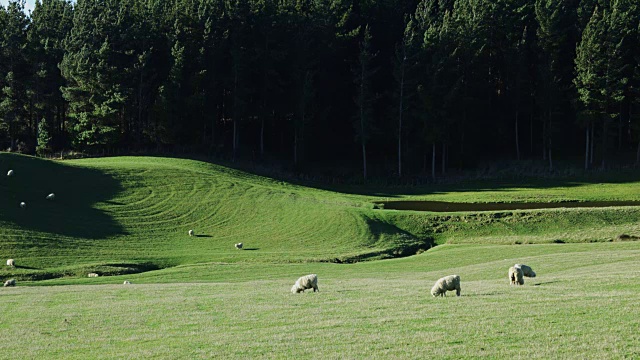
[1, 0, 639, 178]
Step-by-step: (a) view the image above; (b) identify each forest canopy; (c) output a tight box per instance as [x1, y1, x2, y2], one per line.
[1, 0, 639, 178]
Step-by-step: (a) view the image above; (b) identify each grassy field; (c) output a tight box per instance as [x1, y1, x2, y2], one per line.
[1, 153, 640, 358]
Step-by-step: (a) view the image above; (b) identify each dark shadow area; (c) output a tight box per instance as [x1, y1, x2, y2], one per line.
[195, 234, 213, 238]
[0, 152, 125, 239]
[5, 262, 164, 282]
[43, 152, 640, 199]
[195, 153, 640, 197]
[241, 247, 260, 251]
[321, 217, 433, 263]
[532, 281, 559, 286]
[377, 200, 640, 212]
[15, 265, 40, 270]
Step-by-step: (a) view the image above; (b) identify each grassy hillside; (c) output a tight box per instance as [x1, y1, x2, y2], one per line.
[0, 154, 423, 280]
[2, 153, 640, 281]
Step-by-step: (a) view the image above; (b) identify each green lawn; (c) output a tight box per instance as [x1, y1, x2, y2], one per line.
[1, 153, 639, 358]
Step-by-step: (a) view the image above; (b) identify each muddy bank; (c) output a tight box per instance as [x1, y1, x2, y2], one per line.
[377, 200, 640, 212]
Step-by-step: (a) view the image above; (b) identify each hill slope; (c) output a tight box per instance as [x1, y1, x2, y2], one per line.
[0, 154, 423, 280]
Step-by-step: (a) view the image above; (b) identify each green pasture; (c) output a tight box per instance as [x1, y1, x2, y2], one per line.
[1, 242, 639, 359]
[1, 153, 639, 358]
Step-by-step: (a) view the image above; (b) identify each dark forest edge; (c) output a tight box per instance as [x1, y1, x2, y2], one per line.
[1, 0, 640, 180]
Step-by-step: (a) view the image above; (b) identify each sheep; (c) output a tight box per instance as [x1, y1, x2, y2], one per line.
[6, 259, 14, 267]
[46, 193, 55, 200]
[87, 273, 99, 278]
[291, 274, 319, 293]
[509, 266, 524, 285]
[188, 229, 194, 237]
[431, 275, 461, 297]
[514, 264, 536, 278]
[3, 279, 16, 287]
[235, 242, 243, 250]
[19, 202, 26, 209]
[123, 280, 131, 285]
[7, 169, 13, 176]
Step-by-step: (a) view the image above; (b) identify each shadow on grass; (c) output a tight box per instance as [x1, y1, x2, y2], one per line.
[242, 248, 260, 251]
[532, 281, 559, 286]
[0, 153, 125, 239]
[15, 265, 40, 270]
[195, 234, 213, 238]
[194, 154, 640, 198]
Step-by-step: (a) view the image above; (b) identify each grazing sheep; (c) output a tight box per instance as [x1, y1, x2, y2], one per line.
[6, 259, 14, 267]
[431, 275, 461, 297]
[7, 170, 14, 176]
[46, 193, 55, 200]
[235, 242, 243, 250]
[19, 202, 26, 209]
[123, 280, 131, 285]
[188, 229, 194, 237]
[291, 274, 319, 293]
[514, 264, 536, 278]
[509, 266, 524, 285]
[87, 273, 99, 278]
[3, 279, 16, 287]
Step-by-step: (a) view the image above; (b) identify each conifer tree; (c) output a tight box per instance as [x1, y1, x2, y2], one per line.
[353, 25, 377, 180]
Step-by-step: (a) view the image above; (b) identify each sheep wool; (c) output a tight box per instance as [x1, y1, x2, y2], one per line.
[6, 259, 14, 267]
[291, 274, 319, 293]
[188, 229, 194, 237]
[7, 170, 14, 176]
[20, 202, 26, 209]
[431, 275, 461, 297]
[235, 243, 243, 250]
[509, 266, 524, 285]
[46, 193, 55, 200]
[514, 264, 536, 278]
[87, 273, 99, 278]
[3, 279, 16, 287]
[123, 280, 131, 285]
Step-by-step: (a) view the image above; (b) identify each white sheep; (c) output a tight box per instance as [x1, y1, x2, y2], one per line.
[6, 259, 14, 267]
[188, 229, 194, 236]
[235, 242, 243, 250]
[431, 275, 461, 297]
[123, 280, 131, 285]
[291, 274, 319, 293]
[46, 193, 55, 200]
[87, 273, 99, 278]
[509, 266, 524, 285]
[7, 169, 14, 176]
[514, 264, 536, 277]
[3, 279, 16, 287]
[20, 202, 26, 209]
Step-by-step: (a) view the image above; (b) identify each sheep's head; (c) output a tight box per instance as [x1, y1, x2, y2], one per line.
[291, 285, 300, 294]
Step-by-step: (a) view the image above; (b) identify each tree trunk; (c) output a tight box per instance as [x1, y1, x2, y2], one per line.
[515, 110, 520, 161]
[398, 58, 405, 178]
[362, 141, 367, 180]
[293, 130, 298, 166]
[590, 123, 594, 165]
[584, 126, 590, 170]
[542, 116, 547, 161]
[441, 143, 446, 175]
[601, 119, 606, 169]
[260, 117, 264, 159]
[431, 143, 436, 179]
[233, 119, 237, 160]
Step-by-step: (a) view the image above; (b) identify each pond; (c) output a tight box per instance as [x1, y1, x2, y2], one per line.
[377, 200, 640, 212]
